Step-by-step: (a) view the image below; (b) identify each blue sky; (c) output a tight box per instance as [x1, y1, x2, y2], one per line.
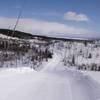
[0, 0, 100, 38]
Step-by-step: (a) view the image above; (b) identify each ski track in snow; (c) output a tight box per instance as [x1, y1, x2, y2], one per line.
[0, 54, 100, 100]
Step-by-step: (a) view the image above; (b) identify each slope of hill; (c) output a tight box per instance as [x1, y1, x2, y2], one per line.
[0, 29, 34, 39]
[0, 29, 93, 42]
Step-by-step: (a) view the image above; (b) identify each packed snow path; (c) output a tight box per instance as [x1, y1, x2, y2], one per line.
[0, 54, 100, 100]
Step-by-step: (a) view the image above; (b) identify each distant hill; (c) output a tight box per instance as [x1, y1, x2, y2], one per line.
[0, 29, 34, 39]
[0, 28, 93, 42]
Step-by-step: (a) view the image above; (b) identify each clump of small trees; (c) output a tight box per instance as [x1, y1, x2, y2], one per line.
[0, 39, 53, 69]
[61, 40, 100, 71]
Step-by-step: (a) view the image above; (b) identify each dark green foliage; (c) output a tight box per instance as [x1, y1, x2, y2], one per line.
[31, 48, 53, 62]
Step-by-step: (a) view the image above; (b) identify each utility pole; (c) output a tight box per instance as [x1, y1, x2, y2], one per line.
[12, 0, 26, 37]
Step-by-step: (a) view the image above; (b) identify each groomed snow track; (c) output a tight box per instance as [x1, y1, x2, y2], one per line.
[0, 54, 100, 100]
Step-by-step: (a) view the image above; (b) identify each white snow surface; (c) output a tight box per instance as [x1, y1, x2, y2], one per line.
[0, 53, 100, 100]
[0, 33, 19, 40]
[83, 71, 100, 84]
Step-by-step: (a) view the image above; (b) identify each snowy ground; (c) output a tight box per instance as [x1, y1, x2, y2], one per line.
[0, 53, 100, 100]
[83, 71, 100, 84]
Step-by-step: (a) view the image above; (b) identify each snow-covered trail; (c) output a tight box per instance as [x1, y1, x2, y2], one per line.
[0, 54, 100, 100]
